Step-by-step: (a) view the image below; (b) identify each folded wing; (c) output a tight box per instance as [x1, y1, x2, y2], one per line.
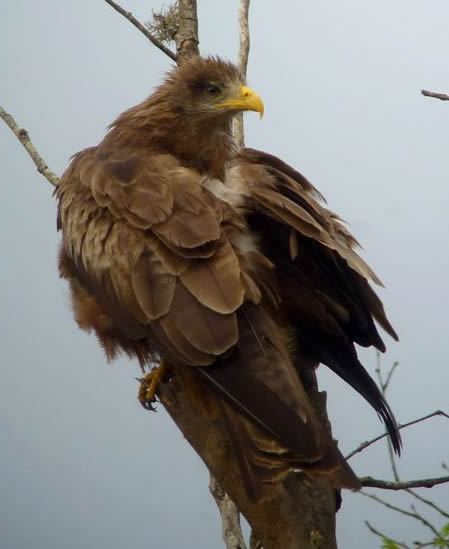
[231, 148, 401, 454]
[56, 144, 360, 499]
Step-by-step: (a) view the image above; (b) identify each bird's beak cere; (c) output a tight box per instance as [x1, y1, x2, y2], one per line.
[215, 86, 264, 119]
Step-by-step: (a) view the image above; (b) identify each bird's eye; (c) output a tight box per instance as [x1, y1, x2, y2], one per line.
[206, 84, 220, 95]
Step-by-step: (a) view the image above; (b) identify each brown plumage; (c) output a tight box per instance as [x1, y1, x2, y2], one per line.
[56, 56, 400, 499]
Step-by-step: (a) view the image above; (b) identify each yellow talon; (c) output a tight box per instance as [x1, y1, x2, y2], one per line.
[138, 360, 169, 410]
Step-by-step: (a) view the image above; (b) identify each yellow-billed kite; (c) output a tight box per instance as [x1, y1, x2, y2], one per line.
[56, 57, 400, 499]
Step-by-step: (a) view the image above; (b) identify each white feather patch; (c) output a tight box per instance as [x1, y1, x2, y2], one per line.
[202, 165, 246, 208]
[232, 232, 260, 255]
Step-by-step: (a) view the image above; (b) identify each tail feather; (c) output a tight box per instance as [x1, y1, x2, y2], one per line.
[197, 303, 361, 499]
[324, 355, 402, 454]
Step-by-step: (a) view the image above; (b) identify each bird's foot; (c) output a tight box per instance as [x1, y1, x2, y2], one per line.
[137, 360, 169, 410]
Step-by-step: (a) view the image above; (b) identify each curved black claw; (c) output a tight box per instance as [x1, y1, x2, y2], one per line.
[136, 377, 158, 412]
[141, 400, 158, 412]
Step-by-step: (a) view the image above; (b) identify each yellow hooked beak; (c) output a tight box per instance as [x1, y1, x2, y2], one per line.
[215, 86, 264, 119]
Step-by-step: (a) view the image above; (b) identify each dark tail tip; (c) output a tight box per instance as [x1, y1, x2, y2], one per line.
[378, 397, 402, 455]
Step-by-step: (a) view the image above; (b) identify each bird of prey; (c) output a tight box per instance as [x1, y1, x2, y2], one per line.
[56, 56, 401, 499]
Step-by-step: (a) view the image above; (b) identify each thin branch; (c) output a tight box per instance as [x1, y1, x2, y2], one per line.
[360, 475, 449, 491]
[375, 360, 401, 481]
[366, 358, 449, 545]
[361, 492, 441, 540]
[238, 0, 251, 78]
[383, 361, 399, 394]
[413, 540, 446, 549]
[365, 521, 410, 549]
[375, 350, 385, 389]
[422, 89, 449, 101]
[411, 503, 449, 544]
[405, 488, 449, 520]
[384, 430, 400, 483]
[103, 0, 177, 62]
[233, 0, 251, 149]
[375, 353, 399, 395]
[346, 410, 449, 460]
[209, 475, 248, 549]
[0, 106, 59, 187]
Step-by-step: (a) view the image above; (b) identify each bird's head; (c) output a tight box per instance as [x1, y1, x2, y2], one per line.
[160, 56, 264, 124]
[107, 57, 264, 177]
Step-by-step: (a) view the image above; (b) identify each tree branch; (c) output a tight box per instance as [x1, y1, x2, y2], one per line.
[360, 491, 442, 540]
[405, 488, 449, 519]
[346, 410, 449, 460]
[360, 475, 449, 490]
[103, 0, 177, 62]
[209, 474, 248, 549]
[174, 0, 199, 64]
[233, 0, 251, 149]
[159, 373, 338, 549]
[365, 520, 410, 549]
[154, 17, 339, 543]
[382, 360, 399, 394]
[422, 89, 449, 101]
[0, 106, 59, 187]
[375, 361, 401, 481]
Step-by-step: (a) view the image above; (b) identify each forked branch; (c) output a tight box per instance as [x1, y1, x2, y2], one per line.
[346, 410, 449, 460]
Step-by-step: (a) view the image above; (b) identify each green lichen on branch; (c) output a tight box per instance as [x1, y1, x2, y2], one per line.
[146, 2, 180, 45]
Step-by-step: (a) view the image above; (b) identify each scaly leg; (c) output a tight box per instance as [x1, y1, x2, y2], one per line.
[138, 359, 170, 410]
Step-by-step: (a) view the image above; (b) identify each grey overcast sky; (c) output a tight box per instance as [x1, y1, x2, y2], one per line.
[1, 1, 448, 548]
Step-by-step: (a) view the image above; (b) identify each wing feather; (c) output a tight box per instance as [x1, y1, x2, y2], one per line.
[167, 281, 239, 355]
[131, 252, 176, 320]
[180, 240, 244, 314]
[233, 147, 401, 452]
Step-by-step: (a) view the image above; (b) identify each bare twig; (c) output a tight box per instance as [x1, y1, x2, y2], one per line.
[422, 89, 449, 101]
[365, 520, 410, 549]
[374, 350, 385, 388]
[361, 492, 441, 540]
[346, 410, 449, 460]
[0, 106, 59, 187]
[413, 540, 446, 549]
[103, 0, 177, 62]
[364, 361, 449, 548]
[375, 353, 398, 394]
[386, 435, 400, 482]
[375, 360, 401, 481]
[360, 475, 449, 491]
[210, 475, 248, 549]
[405, 488, 449, 520]
[383, 361, 399, 394]
[385, 423, 401, 483]
[233, 0, 251, 149]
